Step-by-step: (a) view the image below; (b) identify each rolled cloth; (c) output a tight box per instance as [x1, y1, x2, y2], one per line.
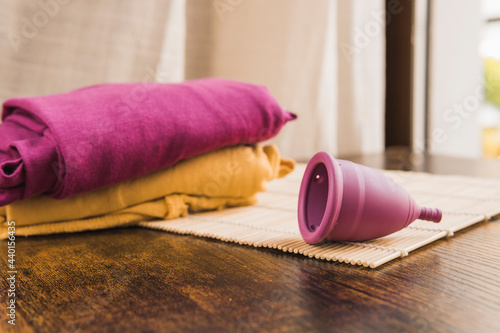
[0, 144, 295, 238]
[0, 78, 296, 206]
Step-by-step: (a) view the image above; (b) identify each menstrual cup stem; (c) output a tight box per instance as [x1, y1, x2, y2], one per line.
[419, 207, 442, 223]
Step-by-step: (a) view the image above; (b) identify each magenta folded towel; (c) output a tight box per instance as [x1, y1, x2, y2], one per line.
[0, 78, 296, 206]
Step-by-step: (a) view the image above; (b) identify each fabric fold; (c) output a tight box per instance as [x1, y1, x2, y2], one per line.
[0, 78, 296, 206]
[0, 145, 295, 238]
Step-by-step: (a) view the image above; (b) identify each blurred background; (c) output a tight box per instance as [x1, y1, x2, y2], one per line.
[0, 0, 499, 161]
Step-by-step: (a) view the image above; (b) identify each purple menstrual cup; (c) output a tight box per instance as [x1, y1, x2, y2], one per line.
[298, 152, 442, 244]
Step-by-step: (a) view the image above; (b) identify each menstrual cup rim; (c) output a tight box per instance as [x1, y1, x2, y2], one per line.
[298, 152, 343, 244]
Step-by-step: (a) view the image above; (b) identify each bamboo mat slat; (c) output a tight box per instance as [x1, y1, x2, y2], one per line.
[140, 164, 500, 268]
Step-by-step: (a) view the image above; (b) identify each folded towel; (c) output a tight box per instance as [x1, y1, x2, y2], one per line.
[0, 78, 296, 206]
[0, 145, 295, 238]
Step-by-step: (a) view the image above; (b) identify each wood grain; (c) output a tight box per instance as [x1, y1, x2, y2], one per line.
[1, 148, 500, 332]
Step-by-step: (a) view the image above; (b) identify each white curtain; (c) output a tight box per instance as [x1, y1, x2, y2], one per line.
[427, 0, 483, 158]
[0, 0, 385, 161]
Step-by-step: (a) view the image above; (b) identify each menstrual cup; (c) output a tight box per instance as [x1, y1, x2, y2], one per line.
[298, 152, 442, 243]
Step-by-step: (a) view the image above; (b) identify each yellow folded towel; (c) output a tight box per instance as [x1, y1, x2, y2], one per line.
[0, 145, 294, 238]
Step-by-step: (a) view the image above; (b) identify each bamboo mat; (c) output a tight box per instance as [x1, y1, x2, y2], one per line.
[140, 164, 500, 268]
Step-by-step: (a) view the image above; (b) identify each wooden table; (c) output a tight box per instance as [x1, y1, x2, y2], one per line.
[2, 148, 500, 333]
